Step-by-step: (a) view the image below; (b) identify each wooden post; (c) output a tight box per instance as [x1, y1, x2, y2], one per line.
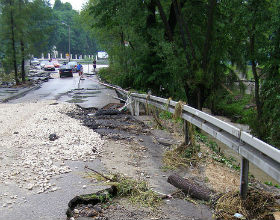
[184, 120, 190, 145]
[240, 157, 249, 200]
[135, 101, 140, 116]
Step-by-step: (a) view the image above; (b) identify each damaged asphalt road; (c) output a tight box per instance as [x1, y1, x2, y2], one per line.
[66, 106, 213, 220]
[1, 65, 212, 219]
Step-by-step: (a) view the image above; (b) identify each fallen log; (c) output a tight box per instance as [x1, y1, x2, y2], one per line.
[167, 173, 214, 201]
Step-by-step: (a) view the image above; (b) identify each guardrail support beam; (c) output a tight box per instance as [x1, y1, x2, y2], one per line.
[184, 120, 189, 144]
[135, 101, 140, 116]
[240, 157, 249, 199]
[127, 97, 134, 116]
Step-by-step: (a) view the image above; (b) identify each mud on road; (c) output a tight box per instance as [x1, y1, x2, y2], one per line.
[67, 106, 213, 220]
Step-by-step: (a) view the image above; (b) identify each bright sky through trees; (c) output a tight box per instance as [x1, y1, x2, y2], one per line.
[50, 0, 88, 11]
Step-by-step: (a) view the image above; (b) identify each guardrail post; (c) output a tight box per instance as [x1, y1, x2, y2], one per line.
[127, 96, 134, 116]
[183, 120, 190, 144]
[240, 157, 249, 199]
[135, 101, 140, 116]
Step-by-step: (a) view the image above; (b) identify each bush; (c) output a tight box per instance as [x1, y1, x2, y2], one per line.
[206, 91, 255, 124]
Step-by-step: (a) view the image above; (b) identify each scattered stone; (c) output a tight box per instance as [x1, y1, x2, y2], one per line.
[87, 209, 98, 217]
[27, 184, 33, 190]
[93, 205, 102, 213]
[13, 131, 19, 134]
[51, 187, 58, 192]
[49, 133, 59, 141]
[74, 209, 80, 214]
[82, 185, 87, 189]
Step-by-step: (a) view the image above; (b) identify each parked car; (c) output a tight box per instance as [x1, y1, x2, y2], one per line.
[44, 62, 55, 71]
[67, 61, 78, 72]
[30, 58, 40, 66]
[52, 60, 60, 68]
[40, 60, 48, 69]
[59, 65, 73, 77]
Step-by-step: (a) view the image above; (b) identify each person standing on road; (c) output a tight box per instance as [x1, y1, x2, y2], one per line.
[93, 59, 96, 72]
[77, 63, 83, 76]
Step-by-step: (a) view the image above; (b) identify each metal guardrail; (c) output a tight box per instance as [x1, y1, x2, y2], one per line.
[100, 81, 280, 196]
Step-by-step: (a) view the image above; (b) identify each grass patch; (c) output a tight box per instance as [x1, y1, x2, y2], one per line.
[264, 181, 280, 189]
[111, 174, 162, 209]
[163, 143, 201, 170]
[0, 72, 14, 82]
[215, 188, 279, 220]
[196, 132, 240, 171]
[85, 171, 162, 209]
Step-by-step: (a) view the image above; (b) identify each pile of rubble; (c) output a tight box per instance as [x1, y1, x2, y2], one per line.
[0, 101, 104, 206]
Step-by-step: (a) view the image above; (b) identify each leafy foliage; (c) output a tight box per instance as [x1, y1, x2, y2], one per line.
[81, 0, 280, 149]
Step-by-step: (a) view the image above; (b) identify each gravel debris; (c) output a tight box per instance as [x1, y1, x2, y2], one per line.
[0, 101, 104, 203]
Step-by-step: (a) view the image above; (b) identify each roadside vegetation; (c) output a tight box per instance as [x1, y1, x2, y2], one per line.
[82, 0, 280, 149]
[145, 107, 280, 219]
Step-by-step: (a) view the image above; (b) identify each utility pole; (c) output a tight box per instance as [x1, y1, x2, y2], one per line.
[68, 24, 70, 61]
[62, 22, 71, 61]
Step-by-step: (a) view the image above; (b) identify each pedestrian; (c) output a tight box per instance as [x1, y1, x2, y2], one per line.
[93, 59, 96, 72]
[77, 63, 83, 76]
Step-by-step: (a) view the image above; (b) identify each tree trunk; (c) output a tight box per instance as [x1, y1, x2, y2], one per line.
[9, 0, 19, 85]
[20, 40, 25, 83]
[249, 26, 261, 120]
[155, 0, 173, 41]
[202, 0, 217, 72]
[168, 0, 186, 35]
[167, 174, 213, 201]
[171, 0, 188, 61]
[19, 0, 25, 83]
[176, 0, 196, 60]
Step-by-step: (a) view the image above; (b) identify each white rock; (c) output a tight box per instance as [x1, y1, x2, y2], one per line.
[51, 187, 57, 192]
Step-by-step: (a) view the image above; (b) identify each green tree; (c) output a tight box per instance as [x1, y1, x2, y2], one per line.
[0, 0, 56, 83]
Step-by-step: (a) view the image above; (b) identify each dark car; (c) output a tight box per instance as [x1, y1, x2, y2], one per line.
[59, 65, 73, 77]
[68, 61, 78, 72]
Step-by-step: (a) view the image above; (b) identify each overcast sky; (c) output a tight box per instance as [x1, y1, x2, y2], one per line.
[49, 0, 88, 11]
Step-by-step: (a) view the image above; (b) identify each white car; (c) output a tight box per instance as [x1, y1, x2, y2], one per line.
[40, 60, 48, 69]
[30, 58, 40, 66]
